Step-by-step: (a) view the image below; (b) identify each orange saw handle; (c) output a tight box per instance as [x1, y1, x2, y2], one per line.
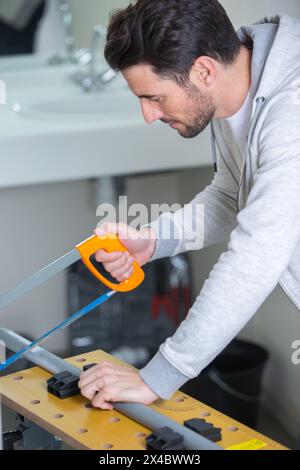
[75, 234, 144, 292]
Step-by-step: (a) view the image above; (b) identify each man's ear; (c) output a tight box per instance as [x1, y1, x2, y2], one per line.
[189, 56, 217, 89]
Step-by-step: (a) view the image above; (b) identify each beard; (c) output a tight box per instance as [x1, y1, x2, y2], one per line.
[161, 86, 216, 139]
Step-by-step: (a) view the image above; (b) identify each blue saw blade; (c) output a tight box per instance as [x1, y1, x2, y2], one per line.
[0, 290, 116, 371]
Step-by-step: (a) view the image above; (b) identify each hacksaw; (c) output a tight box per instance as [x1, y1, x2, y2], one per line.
[0, 234, 144, 370]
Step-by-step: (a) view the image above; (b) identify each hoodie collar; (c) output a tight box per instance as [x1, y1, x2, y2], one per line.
[237, 15, 300, 105]
[237, 16, 280, 105]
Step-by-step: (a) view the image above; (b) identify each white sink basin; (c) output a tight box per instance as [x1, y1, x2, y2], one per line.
[2, 66, 81, 94]
[0, 56, 211, 189]
[0, 54, 48, 73]
[17, 91, 142, 122]
[29, 92, 141, 120]
[1, 58, 137, 123]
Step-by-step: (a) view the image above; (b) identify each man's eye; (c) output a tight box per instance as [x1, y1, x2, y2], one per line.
[151, 97, 162, 103]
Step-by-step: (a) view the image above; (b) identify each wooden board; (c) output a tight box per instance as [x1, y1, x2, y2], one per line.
[0, 350, 288, 450]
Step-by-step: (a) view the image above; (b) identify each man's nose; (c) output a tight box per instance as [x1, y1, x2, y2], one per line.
[140, 100, 164, 124]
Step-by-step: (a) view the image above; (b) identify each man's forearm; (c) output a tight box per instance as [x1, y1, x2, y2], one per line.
[148, 182, 238, 262]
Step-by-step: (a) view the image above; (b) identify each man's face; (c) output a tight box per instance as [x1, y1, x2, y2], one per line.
[122, 64, 216, 138]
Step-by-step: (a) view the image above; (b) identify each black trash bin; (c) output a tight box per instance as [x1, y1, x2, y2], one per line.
[180, 339, 269, 428]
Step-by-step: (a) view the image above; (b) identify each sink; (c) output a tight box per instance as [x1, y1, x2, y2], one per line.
[2, 65, 77, 92]
[16, 91, 141, 122]
[0, 54, 211, 189]
[0, 54, 48, 73]
[34, 92, 139, 115]
[1, 58, 138, 123]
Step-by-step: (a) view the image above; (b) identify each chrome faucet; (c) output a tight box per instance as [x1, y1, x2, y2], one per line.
[60, 2, 75, 61]
[71, 25, 117, 92]
[49, 1, 91, 66]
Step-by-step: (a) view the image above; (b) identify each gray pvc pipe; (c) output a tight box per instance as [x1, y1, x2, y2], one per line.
[115, 403, 223, 450]
[0, 328, 222, 450]
[0, 328, 80, 376]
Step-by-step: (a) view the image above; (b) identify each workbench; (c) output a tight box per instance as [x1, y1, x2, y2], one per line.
[0, 350, 288, 450]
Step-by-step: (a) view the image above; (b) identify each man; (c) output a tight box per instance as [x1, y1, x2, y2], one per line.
[78, 0, 300, 410]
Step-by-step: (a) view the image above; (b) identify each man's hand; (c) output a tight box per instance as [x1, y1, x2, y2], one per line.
[95, 222, 157, 282]
[78, 361, 159, 410]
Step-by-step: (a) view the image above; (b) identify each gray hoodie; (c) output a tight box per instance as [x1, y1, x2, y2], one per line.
[139, 14, 300, 399]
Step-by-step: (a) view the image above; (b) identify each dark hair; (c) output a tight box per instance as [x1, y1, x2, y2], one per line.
[104, 0, 241, 85]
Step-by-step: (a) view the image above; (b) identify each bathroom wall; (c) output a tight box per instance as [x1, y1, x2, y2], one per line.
[0, 180, 96, 352]
[0, 173, 180, 354]
[69, 0, 128, 49]
[35, 0, 300, 54]
[68, 0, 300, 50]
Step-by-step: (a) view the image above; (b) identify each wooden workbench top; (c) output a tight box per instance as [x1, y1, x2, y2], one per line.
[0, 350, 288, 450]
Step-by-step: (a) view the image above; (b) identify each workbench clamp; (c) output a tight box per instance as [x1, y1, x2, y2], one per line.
[47, 363, 98, 400]
[146, 426, 185, 450]
[47, 371, 80, 399]
[184, 418, 222, 442]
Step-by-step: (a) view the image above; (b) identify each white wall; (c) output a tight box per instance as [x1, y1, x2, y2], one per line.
[221, 0, 300, 27]
[69, 0, 128, 49]
[35, 0, 300, 52]
[35, 0, 65, 54]
[0, 173, 180, 355]
[67, 0, 300, 50]
[0, 180, 97, 353]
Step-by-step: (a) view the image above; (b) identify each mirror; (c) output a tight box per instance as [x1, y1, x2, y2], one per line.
[0, 0, 128, 58]
[0, 0, 46, 55]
